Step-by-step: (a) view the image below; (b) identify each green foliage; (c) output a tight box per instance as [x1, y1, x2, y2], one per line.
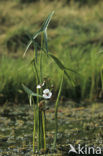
[0, 0, 103, 104]
[22, 11, 56, 152]
[0, 56, 34, 103]
[1, 44, 103, 103]
[22, 84, 42, 98]
[53, 71, 64, 148]
[24, 11, 54, 56]
[5, 28, 32, 53]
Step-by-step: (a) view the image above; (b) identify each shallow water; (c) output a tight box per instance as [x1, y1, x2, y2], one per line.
[0, 102, 103, 155]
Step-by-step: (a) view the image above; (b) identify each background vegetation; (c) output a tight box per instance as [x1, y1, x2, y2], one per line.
[0, 0, 103, 104]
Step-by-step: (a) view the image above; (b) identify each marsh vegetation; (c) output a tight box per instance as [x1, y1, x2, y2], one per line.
[0, 0, 103, 155]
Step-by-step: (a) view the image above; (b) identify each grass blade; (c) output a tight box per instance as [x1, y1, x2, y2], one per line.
[34, 42, 38, 62]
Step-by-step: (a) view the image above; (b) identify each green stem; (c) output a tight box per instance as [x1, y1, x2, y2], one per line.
[40, 51, 42, 84]
[33, 102, 36, 152]
[40, 33, 43, 84]
[37, 89, 40, 151]
[38, 32, 45, 150]
[34, 61, 39, 84]
[101, 68, 103, 90]
[42, 111, 46, 150]
[33, 48, 40, 151]
[53, 70, 64, 148]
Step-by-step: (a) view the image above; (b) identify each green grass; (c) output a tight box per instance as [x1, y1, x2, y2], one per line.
[0, 0, 103, 103]
[0, 56, 34, 103]
[0, 44, 103, 103]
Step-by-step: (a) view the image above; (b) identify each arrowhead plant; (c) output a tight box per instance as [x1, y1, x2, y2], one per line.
[22, 11, 75, 154]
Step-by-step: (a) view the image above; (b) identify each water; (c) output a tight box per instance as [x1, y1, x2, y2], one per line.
[0, 102, 103, 155]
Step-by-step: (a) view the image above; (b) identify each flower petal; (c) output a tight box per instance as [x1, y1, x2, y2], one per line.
[43, 89, 52, 99]
[43, 89, 50, 94]
[37, 85, 41, 89]
[42, 81, 45, 87]
[43, 94, 49, 99]
[49, 92, 52, 98]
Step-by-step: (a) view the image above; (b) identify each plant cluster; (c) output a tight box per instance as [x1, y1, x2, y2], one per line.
[22, 11, 75, 153]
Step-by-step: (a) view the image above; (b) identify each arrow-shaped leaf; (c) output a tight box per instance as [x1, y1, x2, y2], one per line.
[40, 11, 54, 31]
[23, 30, 41, 56]
[23, 11, 54, 56]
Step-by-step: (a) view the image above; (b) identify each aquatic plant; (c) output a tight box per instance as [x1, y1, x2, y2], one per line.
[22, 11, 75, 153]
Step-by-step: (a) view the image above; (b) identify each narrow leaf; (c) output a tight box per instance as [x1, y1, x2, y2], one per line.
[44, 30, 48, 53]
[64, 70, 74, 86]
[22, 84, 42, 98]
[23, 30, 41, 56]
[49, 53, 65, 70]
[49, 53, 77, 73]
[53, 70, 64, 148]
[34, 42, 38, 62]
[48, 53, 75, 85]
[40, 11, 54, 31]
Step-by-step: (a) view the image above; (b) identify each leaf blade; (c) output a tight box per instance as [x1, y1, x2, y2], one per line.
[44, 30, 48, 53]
[23, 30, 41, 56]
[41, 11, 54, 31]
[49, 53, 77, 73]
[22, 84, 43, 98]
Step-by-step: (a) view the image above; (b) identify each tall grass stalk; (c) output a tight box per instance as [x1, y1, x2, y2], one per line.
[53, 70, 64, 148]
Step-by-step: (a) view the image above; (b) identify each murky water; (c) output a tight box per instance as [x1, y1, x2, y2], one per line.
[0, 102, 103, 155]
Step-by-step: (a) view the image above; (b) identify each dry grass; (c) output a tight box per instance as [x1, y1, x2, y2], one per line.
[0, 0, 103, 53]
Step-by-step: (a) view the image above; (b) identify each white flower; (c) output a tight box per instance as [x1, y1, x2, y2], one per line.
[37, 85, 41, 89]
[43, 89, 52, 99]
[42, 81, 45, 87]
[37, 81, 45, 89]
